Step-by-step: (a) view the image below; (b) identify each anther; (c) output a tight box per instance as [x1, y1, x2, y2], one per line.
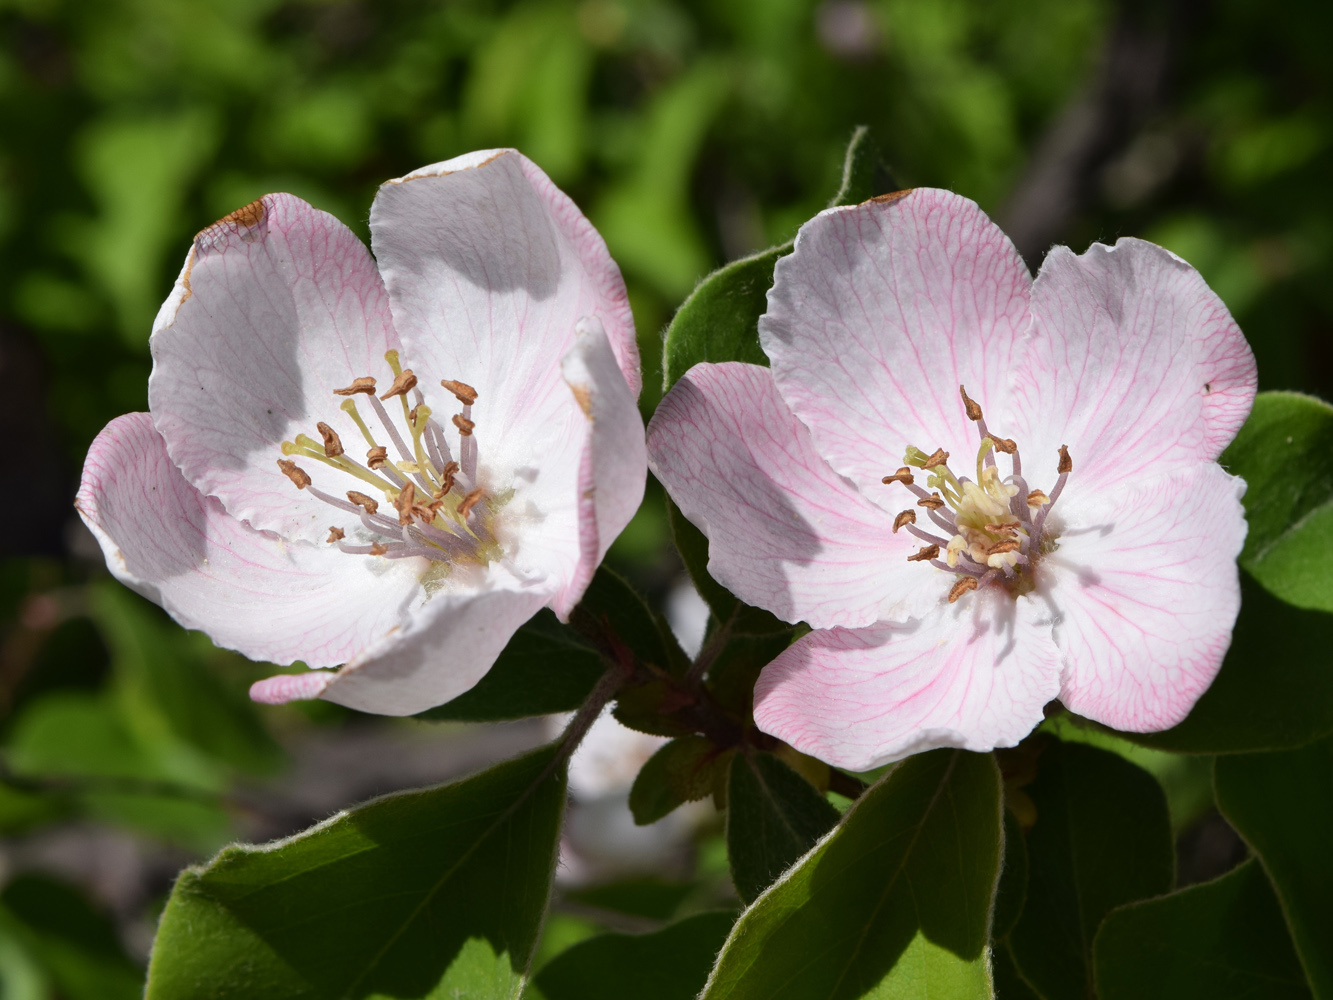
[316, 422, 343, 458]
[369, 542, 388, 556]
[334, 377, 376, 396]
[988, 539, 1021, 555]
[893, 510, 917, 533]
[882, 467, 915, 486]
[440, 379, 478, 405]
[922, 448, 949, 470]
[327, 527, 345, 543]
[380, 369, 418, 400]
[277, 459, 311, 489]
[960, 385, 983, 422]
[366, 445, 388, 469]
[394, 482, 418, 525]
[907, 544, 939, 562]
[1058, 445, 1072, 475]
[453, 414, 476, 437]
[991, 437, 1017, 454]
[347, 491, 379, 515]
[458, 488, 484, 518]
[948, 577, 979, 603]
[1026, 489, 1049, 507]
[917, 493, 945, 510]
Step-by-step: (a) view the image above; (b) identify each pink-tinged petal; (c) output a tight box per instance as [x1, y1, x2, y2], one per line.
[319, 566, 555, 716]
[1043, 462, 1247, 732]
[754, 591, 1062, 771]
[759, 189, 1032, 501]
[76, 413, 423, 668]
[250, 671, 334, 705]
[546, 318, 647, 620]
[148, 194, 399, 543]
[369, 150, 638, 499]
[1010, 238, 1256, 497]
[648, 362, 946, 629]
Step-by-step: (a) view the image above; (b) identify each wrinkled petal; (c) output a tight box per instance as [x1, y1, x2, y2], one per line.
[759, 189, 1032, 500]
[754, 590, 1062, 771]
[369, 150, 637, 499]
[148, 194, 399, 543]
[648, 362, 945, 629]
[250, 671, 335, 705]
[1043, 462, 1246, 732]
[318, 564, 554, 715]
[1011, 238, 1256, 496]
[76, 413, 422, 668]
[545, 318, 647, 619]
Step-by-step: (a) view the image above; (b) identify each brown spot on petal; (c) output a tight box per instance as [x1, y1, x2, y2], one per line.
[917, 493, 945, 510]
[327, 526, 345, 543]
[366, 445, 388, 469]
[453, 414, 475, 437]
[866, 189, 913, 206]
[570, 384, 593, 417]
[949, 577, 978, 603]
[277, 459, 311, 489]
[393, 482, 417, 525]
[1058, 445, 1072, 475]
[440, 379, 478, 405]
[907, 544, 939, 562]
[893, 510, 916, 533]
[380, 369, 418, 400]
[960, 385, 983, 422]
[458, 488, 484, 518]
[316, 422, 343, 458]
[922, 448, 949, 470]
[882, 467, 914, 486]
[220, 198, 267, 229]
[334, 377, 377, 396]
[347, 491, 379, 515]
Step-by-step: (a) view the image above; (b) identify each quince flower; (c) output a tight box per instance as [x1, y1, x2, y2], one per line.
[648, 189, 1254, 769]
[76, 150, 645, 715]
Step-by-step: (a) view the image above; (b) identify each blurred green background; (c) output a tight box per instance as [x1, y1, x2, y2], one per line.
[0, 0, 1328, 993]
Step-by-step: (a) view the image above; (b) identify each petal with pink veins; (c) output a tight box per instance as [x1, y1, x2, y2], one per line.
[1010, 238, 1256, 497]
[318, 563, 555, 715]
[544, 318, 647, 620]
[148, 193, 400, 543]
[759, 188, 1032, 501]
[369, 150, 638, 500]
[1042, 461, 1247, 733]
[76, 413, 423, 669]
[753, 589, 1063, 771]
[648, 362, 946, 630]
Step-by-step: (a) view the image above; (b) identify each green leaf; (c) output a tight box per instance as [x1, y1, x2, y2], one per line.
[534, 911, 736, 1000]
[1222, 391, 1333, 612]
[1094, 858, 1312, 1000]
[418, 611, 605, 721]
[701, 749, 1002, 1000]
[826, 125, 891, 209]
[629, 735, 728, 825]
[726, 751, 840, 904]
[571, 566, 687, 676]
[991, 945, 1041, 1000]
[145, 744, 567, 1000]
[1216, 734, 1333, 996]
[993, 809, 1028, 940]
[1120, 572, 1333, 753]
[0, 874, 144, 1000]
[562, 877, 698, 922]
[1008, 740, 1173, 1000]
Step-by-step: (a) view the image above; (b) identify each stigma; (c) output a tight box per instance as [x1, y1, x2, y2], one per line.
[276, 350, 501, 567]
[883, 386, 1072, 603]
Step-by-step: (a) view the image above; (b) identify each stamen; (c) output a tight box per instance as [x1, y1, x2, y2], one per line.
[316, 422, 343, 458]
[991, 437, 1017, 454]
[367, 445, 388, 469]
[948, 577, 978, 603]
[882, 467, 915, 486]
[906, 524, 951, 547]
[285, 436, 395, 492]
[393, 482, 418, 526]
[907, 544, 939, 562]
[458, 488, 484, 519]
[277, 459, 311, 489]
[922, 448, 949, 470]
[988, 539, 1020, 555]
[380, 369, 418, 401]
[339, 399, 379, 448]
[453, 414, 476, 436]
[436, 461, 459, 496]
[347, 491, 380, 515]
[917, 493, 945, 510]
[370, 543, 389, 556]
[334, 377, 376, 396]
[327, 527, 345, 543]
[1026, 489, 1049, 507]
[1058, 444, 1073, 475]
[959, 385, 983, 422]
[441, 379, 479, 405]
[893, 510, 916, 533]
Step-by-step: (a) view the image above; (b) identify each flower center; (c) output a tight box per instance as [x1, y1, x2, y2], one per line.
[882, 385, 1072, 603]
[275, 349, 504, 568]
